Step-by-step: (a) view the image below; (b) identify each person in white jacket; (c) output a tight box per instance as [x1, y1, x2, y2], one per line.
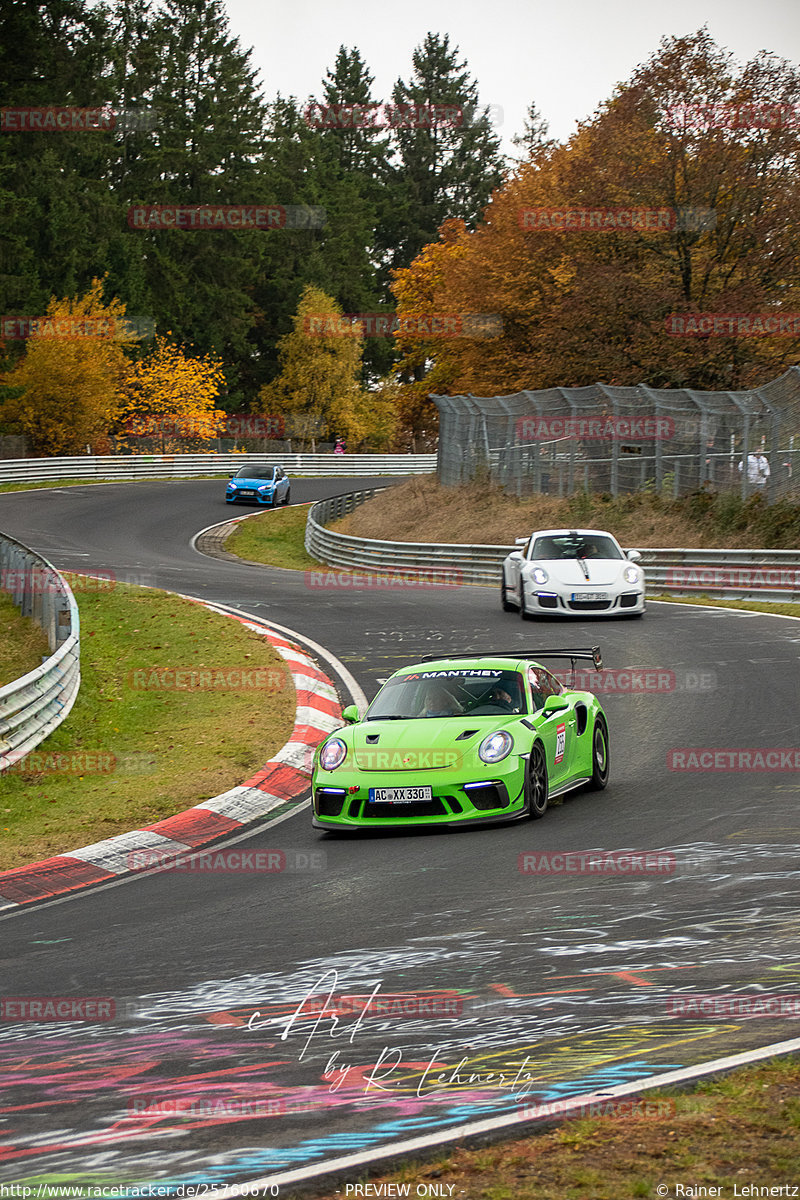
[738, 452, 770, 488]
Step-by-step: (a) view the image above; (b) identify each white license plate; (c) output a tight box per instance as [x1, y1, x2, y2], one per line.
[369, 786, 432, 804]
[238, 489, 254, 496]
[572, 591, 609, 601]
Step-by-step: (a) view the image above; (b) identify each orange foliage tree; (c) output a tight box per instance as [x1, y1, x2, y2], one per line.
[0, 279, 134, 455]
[117, 337, 227, 451]
[390, 30, 800, 413]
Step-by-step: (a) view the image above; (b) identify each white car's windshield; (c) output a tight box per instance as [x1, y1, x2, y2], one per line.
[531, 534, 623, 560]
[366, 669, 526, 719]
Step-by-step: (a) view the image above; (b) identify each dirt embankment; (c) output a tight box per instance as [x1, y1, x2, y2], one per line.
[331, 476, 793, 548]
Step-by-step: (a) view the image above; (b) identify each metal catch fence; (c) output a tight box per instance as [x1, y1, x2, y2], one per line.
[432, 366, 800, 500]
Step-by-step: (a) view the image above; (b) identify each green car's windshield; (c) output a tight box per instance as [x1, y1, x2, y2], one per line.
[531, 534, 623, 560]
[366, 669, 526, 719]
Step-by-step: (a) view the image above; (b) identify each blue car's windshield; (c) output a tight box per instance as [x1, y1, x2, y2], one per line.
[236, 466, 275, 480]
[366, 669, 526, 719]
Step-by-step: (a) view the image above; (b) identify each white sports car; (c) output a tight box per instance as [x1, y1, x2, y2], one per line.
[501, 528, 645, 619]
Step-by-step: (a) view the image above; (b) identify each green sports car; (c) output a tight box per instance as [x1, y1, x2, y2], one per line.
[312, 648, 609, 831]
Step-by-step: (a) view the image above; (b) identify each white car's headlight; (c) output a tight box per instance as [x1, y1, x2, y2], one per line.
[319, 737, 347, 770]
[531, 566, 549, 585]
[623, 565, 640, 584]
[479, 730, 514, 763]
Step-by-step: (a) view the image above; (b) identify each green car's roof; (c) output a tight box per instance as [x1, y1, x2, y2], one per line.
[391, 647, 602, 676]
[393, 657, 533, 676]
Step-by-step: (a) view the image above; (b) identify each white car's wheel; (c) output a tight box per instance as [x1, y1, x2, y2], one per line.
[501, 572, 517, 612]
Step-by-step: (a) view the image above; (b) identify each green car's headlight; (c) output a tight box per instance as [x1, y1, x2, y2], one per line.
[479, 730, 514, 763]
[319, 737, 347, 771]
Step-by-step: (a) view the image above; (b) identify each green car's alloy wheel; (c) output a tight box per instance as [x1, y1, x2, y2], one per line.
[589, 716, 610, 790]
[526, 740, 549, 819]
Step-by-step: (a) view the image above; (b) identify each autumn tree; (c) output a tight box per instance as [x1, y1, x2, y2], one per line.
[257, 285, 395, 449]
[117, 335, 226, 450]
[0, 279, 133, 454]
[390, 30, 800, 401]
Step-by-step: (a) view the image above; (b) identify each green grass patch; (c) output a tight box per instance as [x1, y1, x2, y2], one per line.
[299, 1057, 800, 1200]
[0, 576, 296, 869]
[0, 590, 50, 686]
[226, 504, 321, 571]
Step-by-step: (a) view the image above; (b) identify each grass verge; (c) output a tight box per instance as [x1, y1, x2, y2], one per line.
[226, 504, 321, 571]
[297, 1057, 800, 1200]
[0, 591, 50, 686]
[0, 576, 295, 869]
[651, 594, 800, 618]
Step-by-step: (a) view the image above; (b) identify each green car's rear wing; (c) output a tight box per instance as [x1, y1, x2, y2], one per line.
[420, 647, 603, 670]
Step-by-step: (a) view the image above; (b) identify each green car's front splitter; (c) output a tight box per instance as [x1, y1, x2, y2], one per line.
[311, 760, 528, 830]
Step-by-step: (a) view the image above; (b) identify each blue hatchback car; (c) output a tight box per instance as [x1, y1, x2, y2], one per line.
[225, 464, 291, 506]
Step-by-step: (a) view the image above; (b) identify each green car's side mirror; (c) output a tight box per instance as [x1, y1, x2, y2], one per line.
[341, 703, 360, 724]
[542, 694, 570, 716]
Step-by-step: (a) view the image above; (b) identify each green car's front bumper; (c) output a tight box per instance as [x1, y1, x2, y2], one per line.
[311, 756, 529, 829]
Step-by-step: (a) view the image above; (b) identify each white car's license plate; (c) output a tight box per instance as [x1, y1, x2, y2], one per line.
[572, 591, 609, 601]
[369, 786, 432, 803]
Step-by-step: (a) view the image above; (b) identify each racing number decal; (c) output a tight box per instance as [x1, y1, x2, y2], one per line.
[555, 722, 566, 765]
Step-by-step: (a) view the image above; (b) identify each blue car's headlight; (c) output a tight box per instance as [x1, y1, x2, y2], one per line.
[319, 738, 347, 771]
[258, 484, 272, 493]
[479, 730, 514, 763]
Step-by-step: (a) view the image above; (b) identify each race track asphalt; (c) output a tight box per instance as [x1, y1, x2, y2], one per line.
[1, 477, 799, 1191]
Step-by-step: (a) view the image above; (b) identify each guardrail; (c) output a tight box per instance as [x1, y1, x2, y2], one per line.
[305, 491, 800, 602]
[0, 534, 80, 772]
[0, 453, 436, 485]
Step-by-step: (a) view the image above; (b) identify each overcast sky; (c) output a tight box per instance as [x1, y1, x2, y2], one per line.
[226, 0, 800, 156]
